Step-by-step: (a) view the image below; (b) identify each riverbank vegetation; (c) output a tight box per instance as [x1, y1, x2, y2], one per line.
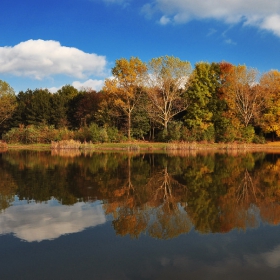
[1, 56, 280, 144]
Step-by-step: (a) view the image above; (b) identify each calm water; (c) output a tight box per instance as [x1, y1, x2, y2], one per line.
[1, 150, 280, 279]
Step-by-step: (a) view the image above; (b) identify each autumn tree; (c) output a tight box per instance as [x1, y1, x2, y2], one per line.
[259, 70, 280, 139]
[145, 56, 191, 132]
[221, 64, 262, 127]
[103, 57, 147, 140]
[0, 80, 17, 133]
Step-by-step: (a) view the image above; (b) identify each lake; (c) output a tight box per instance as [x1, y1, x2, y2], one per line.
[0, 150, 280, 279]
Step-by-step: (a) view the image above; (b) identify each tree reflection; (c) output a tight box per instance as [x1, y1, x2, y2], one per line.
[220, 168, 262, 232]
[107, 158, 191, 239]
[0, 170, 17, 211]
[1, 151, 280, 239]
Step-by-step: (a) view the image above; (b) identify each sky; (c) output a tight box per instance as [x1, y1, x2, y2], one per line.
[1, 0, 280, 93]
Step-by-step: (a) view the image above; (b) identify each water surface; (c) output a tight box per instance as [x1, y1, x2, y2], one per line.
[1, 150, 280, 279]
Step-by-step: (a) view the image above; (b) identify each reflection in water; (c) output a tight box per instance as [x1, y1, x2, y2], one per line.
[0, 150, 280, 240]
[0, 198, 105, 242]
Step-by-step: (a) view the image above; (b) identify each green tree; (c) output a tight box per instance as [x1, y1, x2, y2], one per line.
[0, 80, 17, 133]
[51, 85, 79, 129]
[184, 62, 220, 141]
[12, 89, 52, 127]
[73, 90, 102, 127]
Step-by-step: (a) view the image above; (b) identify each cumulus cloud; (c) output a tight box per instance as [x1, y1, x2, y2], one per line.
[260, 14, 280, 36]
[141, 3, 157, 19]
[0, 199, 106, 242]
[142, 0, 280, 36]
[0, 39, 107, 80]
[72, 79, 104, 91]
[159, 15, 171, 25]
[48, 79, 105, 93]
[245, 244, 280, 268]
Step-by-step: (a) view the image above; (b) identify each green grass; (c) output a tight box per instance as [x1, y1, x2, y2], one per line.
[7, 143, 51, 150]
[6, 141, 280, 152]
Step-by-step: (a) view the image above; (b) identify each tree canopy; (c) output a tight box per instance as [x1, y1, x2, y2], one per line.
[0, 80, 17, 126]
[3, 56, 280, 143]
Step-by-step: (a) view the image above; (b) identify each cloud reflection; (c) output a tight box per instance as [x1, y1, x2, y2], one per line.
[0, 198, 106, 242]
[245, 244, 280, 268]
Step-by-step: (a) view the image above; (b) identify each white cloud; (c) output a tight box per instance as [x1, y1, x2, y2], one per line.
[225, 39, 237, 45]
[159, 15, 171, 25]
[260, 14, 280, 36]
[48, 79, 105, 93]
[48, 86, 61, 94]
[101, 0, 131, 8]
[207, 28, 217, 37]
[141, 3, 156, 19]
[0, 39, 107, 80]
[141, 0, 280, 36]
[72, 79, 104, 91]
[0, 199, 106, 242]
[245, 244, 280, 268]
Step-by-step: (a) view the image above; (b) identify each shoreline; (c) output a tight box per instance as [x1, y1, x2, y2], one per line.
[3, 141, 280, 152]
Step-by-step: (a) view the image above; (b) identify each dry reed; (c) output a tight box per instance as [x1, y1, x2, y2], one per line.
[51, 140, 81, 150]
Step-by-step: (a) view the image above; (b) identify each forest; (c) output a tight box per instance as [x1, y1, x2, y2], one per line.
[1, 56, 280, 144]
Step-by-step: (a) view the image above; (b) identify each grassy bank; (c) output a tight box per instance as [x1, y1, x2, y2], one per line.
[4, 140, 280, 152]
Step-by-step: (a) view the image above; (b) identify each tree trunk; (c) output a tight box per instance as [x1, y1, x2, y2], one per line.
[128, 111, 131, 140]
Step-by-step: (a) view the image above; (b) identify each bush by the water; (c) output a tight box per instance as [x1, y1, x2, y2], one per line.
[2, 125, 74, 144]
[0, 140, 7, 149]
[2, 124, 125, 144]
[74, 123, 126, 143]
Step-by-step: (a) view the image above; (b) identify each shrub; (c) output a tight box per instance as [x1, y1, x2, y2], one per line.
[217, 125, 239, 143]
[0, 140, 8, 149]
[89, 123, 101, 142]
[74, 127, 92, 142]
[181, 127, 196, 142]
[99, 128, 108, 143]
[3, 125, 74, 144]
[156, 129, 169, 142]
[240, 125, 255, 143]
[167, 122, 182, 141]
[181, 125, 215, 142]
[252, 134, 266, 144]
[107, 127, 119, 142]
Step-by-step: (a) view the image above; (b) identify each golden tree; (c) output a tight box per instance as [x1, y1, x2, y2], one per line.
[221, 64, 262, 127]
[259, 70, 280, 139]
[103, 57, 147, 140]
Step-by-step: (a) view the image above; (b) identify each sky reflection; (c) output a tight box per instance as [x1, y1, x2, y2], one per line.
[0, 198, 106, 242]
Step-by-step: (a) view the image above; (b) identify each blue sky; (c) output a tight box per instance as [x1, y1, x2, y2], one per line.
[1, 0, 280, 93]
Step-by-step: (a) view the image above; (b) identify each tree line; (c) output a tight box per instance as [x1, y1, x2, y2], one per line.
[1, 56, 280, 143]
